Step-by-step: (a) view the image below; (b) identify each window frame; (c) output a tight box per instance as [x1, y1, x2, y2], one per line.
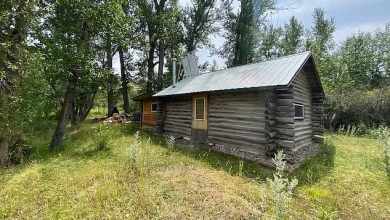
[294, 103, 305, 120]
[151, 102, 158, 112]
[194, 98, 205, 120]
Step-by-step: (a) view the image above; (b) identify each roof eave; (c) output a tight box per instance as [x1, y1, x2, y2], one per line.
[286, 51, 325, 96]
[153, 85, 288, 97]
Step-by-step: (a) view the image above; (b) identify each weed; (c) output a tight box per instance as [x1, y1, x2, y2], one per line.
[166, 135, 175, 151]
[95, 124, 111, 151]
[261, 150, 298, 219]
[238, 160, 244, 177]
[314, 205, 338, 220]
[129, 131, 141, 168]
[372, 126, 390, 181]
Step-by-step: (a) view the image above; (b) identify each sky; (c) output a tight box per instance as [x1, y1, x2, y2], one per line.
[195, 0, 390, 68]
[114, 0, 390, 73]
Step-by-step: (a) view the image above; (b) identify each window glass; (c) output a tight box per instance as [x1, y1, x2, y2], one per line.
[151, 103, 158, 112]
[195, 98, 205, 119]
[294, 103, 304, 119]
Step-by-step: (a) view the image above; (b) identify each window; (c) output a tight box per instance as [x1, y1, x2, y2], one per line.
[195, 98, 205, 120]
[151, 103, 158, 112]
[294, 103, 304, 119]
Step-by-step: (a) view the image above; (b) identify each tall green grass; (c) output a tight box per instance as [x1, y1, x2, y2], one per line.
[1, 121, 389, 219]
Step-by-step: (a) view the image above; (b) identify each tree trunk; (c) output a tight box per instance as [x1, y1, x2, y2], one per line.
[107, 89, 114, 117]
[119, 45, 130, 114]
[49, 77, 76, 151]
[157, 40, 165, 90]
[106, 37, 114, 118]
[0, 135, 9, 167]
[147, 38, 156, 92]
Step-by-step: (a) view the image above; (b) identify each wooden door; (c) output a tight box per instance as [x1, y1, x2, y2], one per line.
[192, 93, 208, 130]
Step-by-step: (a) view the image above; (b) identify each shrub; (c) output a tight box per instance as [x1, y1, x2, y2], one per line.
[325, 87, 390, 131]
[130, 131, 141, 167]
[260, 150, 298, 219]
[372, 126, 390, 181]
[8, 138, 34, 165]
[96, 124, 111, 151]
[166, 135, 175, 151]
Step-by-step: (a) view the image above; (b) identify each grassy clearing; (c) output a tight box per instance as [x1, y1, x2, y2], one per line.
[1, 121, 390, 219]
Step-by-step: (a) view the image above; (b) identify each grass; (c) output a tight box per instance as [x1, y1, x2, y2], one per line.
[1, 120, 390, 219]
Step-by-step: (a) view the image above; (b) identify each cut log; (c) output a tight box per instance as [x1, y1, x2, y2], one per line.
[264, 109, 275, 115]
[265, 102, 276, 110]
[265, 115, 274, 120]
[265, 143, 278, 151]
[266, 120, 276, 127]
[265, 131, 277, 139]
[274, 139, 294, 148]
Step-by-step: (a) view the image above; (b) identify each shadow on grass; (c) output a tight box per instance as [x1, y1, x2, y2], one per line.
[168, 138, 336, 186]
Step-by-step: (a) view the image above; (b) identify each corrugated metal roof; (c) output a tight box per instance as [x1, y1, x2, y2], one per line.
[154, 51, 312, 97]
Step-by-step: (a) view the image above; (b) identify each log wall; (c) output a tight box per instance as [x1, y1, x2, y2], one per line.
[208, 91, 268, 154]
[292, 71, 313, 150]
[270, 87, 295, 152]
[163, 95, 192, 137]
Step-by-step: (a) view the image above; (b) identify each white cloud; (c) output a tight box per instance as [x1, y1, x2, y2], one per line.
[334, 21, 388, 43]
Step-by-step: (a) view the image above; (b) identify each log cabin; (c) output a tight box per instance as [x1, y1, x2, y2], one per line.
[132, 92, 160, 127]
[134, 52, 324, 161]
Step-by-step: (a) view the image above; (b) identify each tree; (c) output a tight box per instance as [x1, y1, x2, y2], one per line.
[305, 8, 336, 88]
[338, 32, 379, 89]
[0, 0, 35, 166]
[281, 16, 304, 55]
[258, 24, 283, 59]
[183, 0, 219, 53]
[221, 0, 278, 67]
[310, 8, 336, 65]
[37, 0, 102, 150]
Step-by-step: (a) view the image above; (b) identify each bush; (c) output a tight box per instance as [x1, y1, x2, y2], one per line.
[8, 138, 34, 165]
[95, 124, 111, 151]
[325, 87, 390, 131]
[260, 150, 298, 219]
[371, 126, 390, 181]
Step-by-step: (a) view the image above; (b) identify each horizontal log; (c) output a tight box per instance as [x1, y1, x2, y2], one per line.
[275, 123, 294, 129]
[273, 128, 294, 136]
[264, 109, 275, 115]
[209, 117, 264, 127]
[276, 134, 294, 141]
[209, 114, 267, 122]
[266, 120, 276, 127]
[266, 143, 278, 151]
[276, 112, 294, 117]
[208, 127, 266, 139]
[276, 88, 293, 94]
[277, 106, 294, 112]
[274, 139, 294, 148]
[313, 135, 324, 143]
[295, 134, 313, 142]
[265, 102, 276, 110]
[165, 114, 191, 120]
[208, 131, 268, 145]
[265, 115, 274, 120]
[276, 99, 294, 106]
[294, 138, 313, 147]
[275, 117, 295, 124]
[266, 138, 274, 143]
[208, 122, 265, 134]
[265, 131, 277, 139]
[277, 94, 294, 99]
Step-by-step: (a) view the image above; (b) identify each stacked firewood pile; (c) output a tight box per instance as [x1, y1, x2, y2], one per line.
[102, 113, 131, 124]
